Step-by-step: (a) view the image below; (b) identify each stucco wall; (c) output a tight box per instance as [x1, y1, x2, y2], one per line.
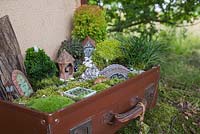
[0, 0, 80, 59]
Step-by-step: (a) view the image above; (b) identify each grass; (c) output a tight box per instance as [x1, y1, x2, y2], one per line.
[117, 35, 167, 69]
[118, 29, 200, 134]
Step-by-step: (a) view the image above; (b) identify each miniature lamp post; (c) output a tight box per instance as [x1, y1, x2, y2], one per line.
[56, 50, 75, 81]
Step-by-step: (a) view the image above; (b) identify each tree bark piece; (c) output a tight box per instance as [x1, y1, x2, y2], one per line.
[0, 15, 26, 101]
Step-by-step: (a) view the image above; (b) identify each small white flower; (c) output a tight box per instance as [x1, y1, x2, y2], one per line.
[42, 95, 46, 98]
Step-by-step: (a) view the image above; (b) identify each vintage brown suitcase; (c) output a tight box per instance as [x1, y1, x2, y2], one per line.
[0, 66, 160, 134]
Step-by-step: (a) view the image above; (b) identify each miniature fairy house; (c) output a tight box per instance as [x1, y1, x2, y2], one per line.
[56, 50, 75, 81]
[82, 36, 96, 58]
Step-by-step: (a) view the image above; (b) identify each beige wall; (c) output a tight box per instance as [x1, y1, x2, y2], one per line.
[186, 20, 200, 36]
[0, 0, 80, 60]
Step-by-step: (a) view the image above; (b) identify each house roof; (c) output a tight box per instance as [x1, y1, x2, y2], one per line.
[82, 36, 96, 47]
[56, 50, 75, 64]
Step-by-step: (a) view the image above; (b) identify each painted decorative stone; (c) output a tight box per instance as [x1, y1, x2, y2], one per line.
[63, 87, 96, 100]
[56, 50, 75, 81]
[12, 70, 33, 97]
[83, 57, 93, 68]
[81, 65, 100, 80]
[82, 36, 95, 58]
[99, 64, 131, 79]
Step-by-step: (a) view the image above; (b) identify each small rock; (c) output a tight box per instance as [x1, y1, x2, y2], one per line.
[81, 65, 99, 80]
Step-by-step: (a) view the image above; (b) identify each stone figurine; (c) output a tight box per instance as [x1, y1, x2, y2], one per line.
[82, 36, 95, 58]
[81, 56, 100, 80]
[56, 50, 75, 81]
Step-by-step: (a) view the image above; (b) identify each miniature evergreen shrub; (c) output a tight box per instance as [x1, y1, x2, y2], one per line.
[58, 39, 84, 65]
[27, 96, 74, 113]
[92, 39, 122, 69]
[91, 83, 110, 92]
[72, 5, 107, 42]
[24, 47, 57, 87]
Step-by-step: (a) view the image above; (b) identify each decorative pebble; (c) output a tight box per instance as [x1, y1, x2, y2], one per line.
[81, 65, 99, 80]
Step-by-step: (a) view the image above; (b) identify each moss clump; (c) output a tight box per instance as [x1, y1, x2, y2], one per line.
[34, 76, 64, 90]
[91, 83, 110, 92]
[27, 96, 74, 113]
[144, 103, 179, 133]
[104, 78, 124, 86]
[33, 87, 61, 98]
[61, 80, 93, 91]
[117, 120, 139, 134]
[127, 72, 138, 79]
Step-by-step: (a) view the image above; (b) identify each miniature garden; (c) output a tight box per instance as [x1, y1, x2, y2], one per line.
[13, 5, 151, 113]
[0, 1, 200, 134]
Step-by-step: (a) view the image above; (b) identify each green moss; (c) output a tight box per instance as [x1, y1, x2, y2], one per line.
[33, 87, 61, 98]
[127, 72, 138, 79]
[104, 78, 124, 86]
[144, 103, 178, 133]
[14, 97, 31, 105]
[61, 80, 93, 91]
[91, 83, 110, 92]
[34, 76, 64, 90]
[74, 65, 87, 78]
[117, 102, 179, 134]
[27, 96, 74, 113]
[117, 120, 140, 134]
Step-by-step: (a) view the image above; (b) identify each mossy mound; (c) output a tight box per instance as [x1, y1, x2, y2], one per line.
[35, 76, 64, 90]
[27, 96, 74, 113]
[33, 87, 61, 98]
[61, 80, 93, 91]
[144, 103, 179, 133]
[104, 78, 124, 86]
[91, 83, 110, 92]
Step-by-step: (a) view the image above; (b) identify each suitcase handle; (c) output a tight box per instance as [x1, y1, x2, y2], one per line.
[114, 99, 147, 123]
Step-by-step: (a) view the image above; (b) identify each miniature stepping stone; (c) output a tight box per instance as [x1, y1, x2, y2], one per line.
[99, 64, 131, 79]
[63, 87, 96, 100]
